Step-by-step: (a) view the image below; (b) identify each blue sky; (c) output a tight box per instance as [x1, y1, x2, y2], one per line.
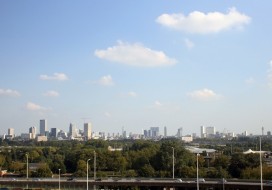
[0, 0, 272, 136]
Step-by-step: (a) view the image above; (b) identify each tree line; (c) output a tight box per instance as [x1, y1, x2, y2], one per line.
[0, 137, 272, 180]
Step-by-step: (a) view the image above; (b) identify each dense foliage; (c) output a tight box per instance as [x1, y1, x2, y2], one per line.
[0, 137, 272, 180]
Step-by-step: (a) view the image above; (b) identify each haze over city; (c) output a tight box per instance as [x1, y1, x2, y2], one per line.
[0, 1, 272, 136]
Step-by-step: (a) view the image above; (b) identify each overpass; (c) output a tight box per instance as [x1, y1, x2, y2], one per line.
[0, 178, 271, 190]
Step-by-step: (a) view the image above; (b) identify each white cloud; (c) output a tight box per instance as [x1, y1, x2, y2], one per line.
[155, 101, 163, 107]
[184, 38, 195, 49]
[156, 7, 251, 34]
[95, 75, 114, 86]
[128, 91, 137, 97]
[0, 89, 20, 97]
[188, 88, 221, 101]
[94, 41, 177, 67]
[26, 102, 48, 111]
[43, 90, 59, 97]
[245, 77, 256, 85]
[40, 73, 68, 81]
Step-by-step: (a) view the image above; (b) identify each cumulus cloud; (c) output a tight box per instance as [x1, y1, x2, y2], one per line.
[188, 88, 221, 101]
[156, 7, 251, 34]
[94, 41, 177, 67]
[128, 91, 137, 97]
[155, 101, 163, 107]
[40, 73, 68, 81]
[26, 102, 48, 111]
[43, 90, 59, 97]
[95, 75, 114, 86]
[245, 77, 256, 85]
[0, 89, 20, 97]
[184, 38, 195, 49]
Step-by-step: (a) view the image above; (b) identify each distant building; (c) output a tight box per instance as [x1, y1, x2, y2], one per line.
[108, 146, 122, 151]
[206, 126, 215, 138]
[8, 128, 14, 138]
[21, 133, 31, 140]
[40, 119, 47, 136]
[84, 123, 92, 140]
[69, 123, 77, 138]
[164, 126, 167, 137]
[29, 126, 36, 139]
[200, 126, 206, 138]
[177, 127, 183, 138]
[150, 127, 159, 138]
[36, 135, 47, 142]
[50, 128, 58, 138]
[182, 135, 193, 142]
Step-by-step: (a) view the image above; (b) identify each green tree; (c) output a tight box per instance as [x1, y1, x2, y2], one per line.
[0, 154, 5, 170]
[74, 159, 87, 177]
[138, 164, 155, 177]
[31, 164, 52, 177]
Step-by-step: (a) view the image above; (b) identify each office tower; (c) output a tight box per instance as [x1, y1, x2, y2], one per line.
[40, 119, 47, 136]
[84, 123, 92, 140]
[206, 126, 215, 137]
[51, 128, 58, 138]
[69, 123, 77, 137]
[200, 126, 206, 138]
[177, 127, 183, 138]
[164, 126, 167, 137]
[150, 127, 159, 137]
[143, 130, 148, 137]
[122, 131, 127, 138]
[29, 126, 36, 139]
[69, 123, 77, 138]
[8, 128, 15, 137]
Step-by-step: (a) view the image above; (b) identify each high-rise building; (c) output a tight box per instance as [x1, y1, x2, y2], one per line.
[164, 126, 167, 137]
[8, 128, 15, 138]
[51, 128, 58, 138]
[206, 126, 215, 137]
[69, 123, 77, 138]
[150, 127, 159, 137]
[177, 127, 183, 138]
[40, 119, 47, 136]
[200, 126, 206, 138]
[29, 126, 36, 139]
[84, 123, 92, 140]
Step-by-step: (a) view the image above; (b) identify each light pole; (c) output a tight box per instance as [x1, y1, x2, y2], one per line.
[87, 159, 90, 190]
[58, 169, 61, 190]
[172, 147, 174, 179]
[94, 151, 96, 180]
[25, 153, 29, 180]
[196, 153, 200, 190]
[260, 136, 263, 190]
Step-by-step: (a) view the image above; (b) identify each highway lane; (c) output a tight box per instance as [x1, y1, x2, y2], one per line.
[0, 178, 271, 190]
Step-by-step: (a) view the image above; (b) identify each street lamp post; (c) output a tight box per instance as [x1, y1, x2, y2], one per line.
[197, 153, 200, 190]
[25, 154, 28, 180]
[58, 169, 61, 190]
[94, 151, 96, 180]
[260, 136, 263, 190]
[172, 147, 174, 179]
[87, 159, 91, 190]
[94, 151, 97, 190]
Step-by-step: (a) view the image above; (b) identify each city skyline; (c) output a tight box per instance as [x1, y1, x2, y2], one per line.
[1, 1, 272, 136]
[1, 119, 269, 139]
